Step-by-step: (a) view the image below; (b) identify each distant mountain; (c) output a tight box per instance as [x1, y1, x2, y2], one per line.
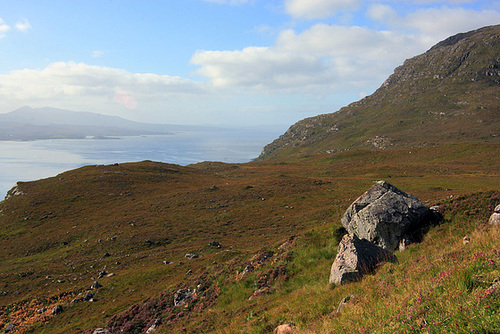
[259, 24, 500, 160]
[0, 106, 203, 140]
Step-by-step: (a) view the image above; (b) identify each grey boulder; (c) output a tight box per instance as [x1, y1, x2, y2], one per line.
[329, 233, 398, 285]
[488, 204, 500, 226]
[342, 181, 435, 251]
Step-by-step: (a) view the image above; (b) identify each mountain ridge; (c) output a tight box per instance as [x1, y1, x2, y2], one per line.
[258, 24, 500, 160]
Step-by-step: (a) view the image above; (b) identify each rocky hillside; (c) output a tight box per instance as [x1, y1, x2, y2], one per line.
[259, 24, 500, 160]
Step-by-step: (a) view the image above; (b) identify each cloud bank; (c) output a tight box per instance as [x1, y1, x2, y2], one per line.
[1, 2, 499, 126]
[0, 62, 205, 114]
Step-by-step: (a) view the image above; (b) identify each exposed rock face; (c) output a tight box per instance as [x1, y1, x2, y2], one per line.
[174, 288, 196, 307]
[342, 181, 435, 251]
[329, 233, 398, 285]
[489, 204, 500, 226]
[4, 183, 24, 200]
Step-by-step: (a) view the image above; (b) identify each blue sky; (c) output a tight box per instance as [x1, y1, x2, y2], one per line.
[0, 0, 499, 127]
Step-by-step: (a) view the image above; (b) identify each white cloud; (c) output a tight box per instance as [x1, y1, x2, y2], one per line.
[367, 4, 399, 22]
[284, 0, 361, 19]
[0, 62, 204, 111]
[0, 18, 10, 38]
[406, 7, 500, 40]
[191, 24, 424, 93]
[15, 18, 31, 32]
[367, 5, 500, 47]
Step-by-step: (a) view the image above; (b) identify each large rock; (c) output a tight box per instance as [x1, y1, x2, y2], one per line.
[488, 204, 500, 226]
[342, 181, 435, 250]
[329, 233, 398, 285]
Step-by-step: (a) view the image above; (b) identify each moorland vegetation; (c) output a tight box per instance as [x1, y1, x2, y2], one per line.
[0, 25, 499, 333]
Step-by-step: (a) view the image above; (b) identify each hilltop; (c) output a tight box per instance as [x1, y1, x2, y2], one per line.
[0, 25, 499, 333]
[259, 24, 500, 160]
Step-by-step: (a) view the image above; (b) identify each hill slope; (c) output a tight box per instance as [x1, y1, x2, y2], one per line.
[0, 145, 499, 333]
[259, 24, 500, 160]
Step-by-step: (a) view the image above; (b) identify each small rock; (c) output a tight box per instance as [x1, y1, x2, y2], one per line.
[336, 295, 360, 314]
[98, 271, 107, 278]
[209, 241, 221, 248]
[146, 320, 160, 333]
[463, 236, 471, 245]
[90, 281, 103, 289]
[84, 291, 94, 301]
[174, 288, 196, 307]
[163, 261, 173, 265]
[185, 253, 199, 259]
[274, 324, 296, 334]
[4, 323, 16, 333]
[102, 252, 111, 258]
[71, 297, 84, 303]
[93, 329, 112, 334]
[36, 307, 46, 314]
[51, 304, 63, 315]
[398, 236, 412, 251]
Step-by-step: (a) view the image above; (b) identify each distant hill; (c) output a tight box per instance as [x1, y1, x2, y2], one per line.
[0, 106, 202, 140]
[259, 24, 500, 160]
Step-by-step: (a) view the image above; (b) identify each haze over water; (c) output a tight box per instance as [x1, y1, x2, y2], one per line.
[0, 129, 282, 199]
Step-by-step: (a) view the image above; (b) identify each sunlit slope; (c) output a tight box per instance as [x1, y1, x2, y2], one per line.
[259, 25, 500, 160]
[0, 143, 499, 332]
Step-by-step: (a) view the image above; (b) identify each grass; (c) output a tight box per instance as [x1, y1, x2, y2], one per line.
[0, 143, 498, 333]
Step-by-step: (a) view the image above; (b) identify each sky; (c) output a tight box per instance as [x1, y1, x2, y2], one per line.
[0, 0, 499, 127]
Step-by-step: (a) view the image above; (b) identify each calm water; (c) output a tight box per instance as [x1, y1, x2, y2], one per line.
[0, 128, 282, 199]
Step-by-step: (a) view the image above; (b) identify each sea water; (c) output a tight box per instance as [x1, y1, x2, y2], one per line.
[0, 128, 282, 198]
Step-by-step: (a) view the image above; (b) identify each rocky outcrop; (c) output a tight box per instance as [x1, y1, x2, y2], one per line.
[329, 233, 398, 285]
[4, 183, 24, 200]
[341, 181, 436, 251]
[489, 204, 500, 226]
[174, 288, 196, 307]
